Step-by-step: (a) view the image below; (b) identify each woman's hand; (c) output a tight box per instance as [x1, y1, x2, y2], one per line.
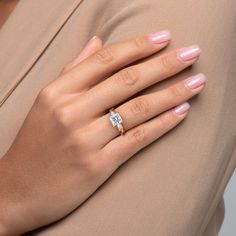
[0, 30, 206, 235]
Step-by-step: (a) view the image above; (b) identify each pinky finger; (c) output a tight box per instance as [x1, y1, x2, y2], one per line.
[101, 102, 190, 169]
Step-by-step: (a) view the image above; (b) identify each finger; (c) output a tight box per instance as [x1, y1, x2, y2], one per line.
[61, 36, 103, 74]
[84, 44, 201, 117]
[100, 102, 190, 169]
[55, 30, 172, 92]
[87, 73, 206, 147]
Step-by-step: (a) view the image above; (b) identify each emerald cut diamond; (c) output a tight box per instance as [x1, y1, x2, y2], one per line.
[109, 110, 123, 128]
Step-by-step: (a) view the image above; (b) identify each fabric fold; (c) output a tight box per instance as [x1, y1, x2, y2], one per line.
[0, 0, 84, 107]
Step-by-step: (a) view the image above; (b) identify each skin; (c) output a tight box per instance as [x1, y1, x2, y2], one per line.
[0, 0, 19, 29]
[0, 27, 206, 236]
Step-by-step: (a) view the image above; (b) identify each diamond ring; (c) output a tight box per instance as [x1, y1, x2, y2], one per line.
[109, 108, 125, 135]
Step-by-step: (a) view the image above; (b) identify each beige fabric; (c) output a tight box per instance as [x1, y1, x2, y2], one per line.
[0, 0, 235, 235]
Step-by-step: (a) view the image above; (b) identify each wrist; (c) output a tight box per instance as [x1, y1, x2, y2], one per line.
[0, 154, 28, 235]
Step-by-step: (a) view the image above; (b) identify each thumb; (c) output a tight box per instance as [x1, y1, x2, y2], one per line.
[62, 35, 103, 74]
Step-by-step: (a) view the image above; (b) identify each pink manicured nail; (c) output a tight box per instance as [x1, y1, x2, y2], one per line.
[185, 73, 207, 89]
[177, 44, 201, 61]
[70, 35, 99, 67]
[149, 30, 171, 44]
[174, 102, 190, 115]
[86, 35, 97, 46]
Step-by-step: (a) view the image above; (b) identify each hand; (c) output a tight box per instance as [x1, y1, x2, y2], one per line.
[0, 30, 206, 235]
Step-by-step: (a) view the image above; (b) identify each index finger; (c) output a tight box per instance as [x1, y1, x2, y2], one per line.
[55, 30, 171, 93]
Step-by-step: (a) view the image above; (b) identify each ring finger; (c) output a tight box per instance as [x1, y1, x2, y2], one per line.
[88, 73, 206, 148]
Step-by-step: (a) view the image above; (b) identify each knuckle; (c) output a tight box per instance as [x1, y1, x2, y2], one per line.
[81, 158, 96, 172]
[37, 87, 55, 108]
[67, 132, 90, 157]
[131, 127, 148, 145]
[68, 126, 96, 154]
[160, 54, 175, 72]
[53, 106, 71, 127]
[95, 47, 114, 64]
[169, 84, 185, 98]
[116, 67, 139, 86]
[69, 133, 84, 151]
[81, 157, 103, 178]
[130, 98, 150, 115]
[133, 36, 148, 50]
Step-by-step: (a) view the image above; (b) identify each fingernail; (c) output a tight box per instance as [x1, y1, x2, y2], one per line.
[185, 73, 207, 89]
[174, 102, 190, 115]
[87, 35, 97, 45]
[80, 36, 97, 53]
[68, 35, 99, 68]
[149, 30, 171, 44]
[177, 44, 201, 62]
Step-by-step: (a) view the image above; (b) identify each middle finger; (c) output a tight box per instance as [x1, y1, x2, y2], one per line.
[84, 44, 201, 117]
